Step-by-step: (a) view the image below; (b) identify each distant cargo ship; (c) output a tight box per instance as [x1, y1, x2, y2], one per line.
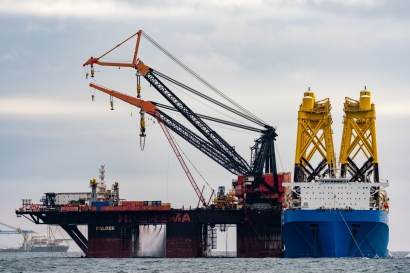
[0, 235, 69, 253]
[0, 224, 71, 252]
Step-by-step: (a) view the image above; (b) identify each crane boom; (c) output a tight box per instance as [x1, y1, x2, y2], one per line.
[0, 222, 36, 234]
[0, 222, 36, 250]
[156, 110, 240, 174]
[0, 222, 17, 230]
[89, 83, 213, 205]
[157, 114, 209, 207]
[84, 30, 285, 206]
[137, 63, 251, 175]
[90, 83, 157, 114]
[83, 30, 142, 68]
[89, 83, 242, 174]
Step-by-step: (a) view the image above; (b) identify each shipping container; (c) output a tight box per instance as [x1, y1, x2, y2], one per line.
[91, 201, 110, 207]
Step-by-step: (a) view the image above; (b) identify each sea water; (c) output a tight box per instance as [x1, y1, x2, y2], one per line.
[0, 251, 409, 273]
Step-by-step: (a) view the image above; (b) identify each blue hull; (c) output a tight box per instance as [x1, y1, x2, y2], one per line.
[283, 210, 389, 258]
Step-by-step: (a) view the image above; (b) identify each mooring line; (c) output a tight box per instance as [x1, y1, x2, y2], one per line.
[339, 210, 364, 257]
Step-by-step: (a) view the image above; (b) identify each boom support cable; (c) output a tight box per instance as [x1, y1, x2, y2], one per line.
[156, 113, 209, 207]
[144, 71, 251, 174]
[169, 129, 214, 192]
[154, 109, 241, 175]
[152, 69, 264, 127]
[153, 102, 263, 133]
[141, 31, 267, 127]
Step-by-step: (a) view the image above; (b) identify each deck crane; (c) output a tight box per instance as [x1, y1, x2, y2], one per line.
[0, 222, 36, 250]
[83, 30, 287, 207]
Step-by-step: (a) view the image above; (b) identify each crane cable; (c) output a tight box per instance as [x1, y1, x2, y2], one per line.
[168, 128, 213, 192]
[154, 70, 260, 127]
[89, 86, 95, 101]
[141, 31, 268, 127]
[48, 226, 68, 257]
[275, 140, 284, 172]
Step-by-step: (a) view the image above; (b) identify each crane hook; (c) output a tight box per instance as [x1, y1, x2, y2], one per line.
[137, 84, 141, 98]
[139, 109, 146, 151]
[91, 65, 95, 78]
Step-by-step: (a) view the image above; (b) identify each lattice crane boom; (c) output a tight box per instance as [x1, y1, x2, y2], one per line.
[89, 83, 214, 206]
[84, 30, 284, 206]
[137, 63, 251, 175]
[0, 222, 36, 234]
[89, 83, 240, 174]
[157, 114, 211, 207]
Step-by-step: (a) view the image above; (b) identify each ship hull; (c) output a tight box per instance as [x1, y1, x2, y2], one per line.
[0, 246, 69, 252]
[30, 246, 69, 252]
[283, 210, 388, 258]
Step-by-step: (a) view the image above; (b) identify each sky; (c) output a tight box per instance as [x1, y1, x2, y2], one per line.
[0, 0, 409, 252]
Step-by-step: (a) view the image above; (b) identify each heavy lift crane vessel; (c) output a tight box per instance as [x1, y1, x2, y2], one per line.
[83, 30, 287, 208]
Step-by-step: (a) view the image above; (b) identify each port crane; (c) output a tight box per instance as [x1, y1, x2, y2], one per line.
[0, 222, 37, 250]
[83, 30, 285, 207]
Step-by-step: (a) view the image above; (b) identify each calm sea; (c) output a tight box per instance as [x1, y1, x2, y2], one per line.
[0, 252, 409, 273]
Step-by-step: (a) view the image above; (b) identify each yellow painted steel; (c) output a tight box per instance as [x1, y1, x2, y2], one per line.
[302, 96, 314, 111]
[339, 90, 378, 165]
[294, 91, 336, 171]
[90, 178, 98, 187]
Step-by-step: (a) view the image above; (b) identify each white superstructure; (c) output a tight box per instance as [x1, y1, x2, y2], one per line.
[283, 178, 389, 211]
[52, 165, 119, 206]
[55, 192, 90, 205]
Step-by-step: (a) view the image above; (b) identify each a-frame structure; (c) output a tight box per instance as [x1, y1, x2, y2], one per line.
[294, 90, 336, 182]
[339, 89, 379, 182]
